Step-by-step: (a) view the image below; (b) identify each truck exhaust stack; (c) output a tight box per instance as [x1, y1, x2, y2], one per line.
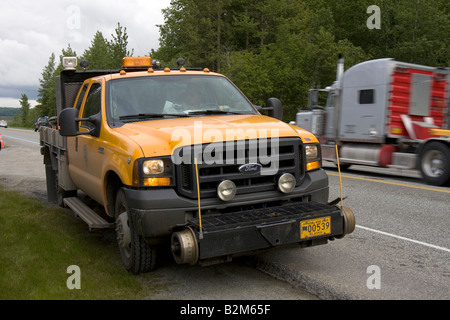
[336, 55, 344, 85]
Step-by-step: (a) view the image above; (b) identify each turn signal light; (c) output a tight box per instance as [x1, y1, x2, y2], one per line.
[307, 161, 320, 171]
[143, 177, 171, 187]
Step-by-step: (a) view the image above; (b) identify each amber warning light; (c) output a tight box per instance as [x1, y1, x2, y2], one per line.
[122, 57, 152, 68]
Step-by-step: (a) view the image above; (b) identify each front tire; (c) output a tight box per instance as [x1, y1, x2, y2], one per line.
[114, 188, 156, 274]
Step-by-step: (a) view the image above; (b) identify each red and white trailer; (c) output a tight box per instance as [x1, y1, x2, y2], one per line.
[293, 58, 450, 185]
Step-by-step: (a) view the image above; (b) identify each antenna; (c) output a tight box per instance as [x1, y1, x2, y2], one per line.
[194, 157, 204, 240]
[335, 144, 344, 208]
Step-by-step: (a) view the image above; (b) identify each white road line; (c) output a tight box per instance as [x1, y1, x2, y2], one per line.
[356, 225, 450, 253]
[2, 135, 39, 145]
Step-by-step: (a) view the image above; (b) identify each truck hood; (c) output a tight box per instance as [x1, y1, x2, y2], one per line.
[114, 115, 317, 157]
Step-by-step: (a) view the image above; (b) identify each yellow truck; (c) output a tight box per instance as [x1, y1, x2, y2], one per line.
[40, 56, 355, 274]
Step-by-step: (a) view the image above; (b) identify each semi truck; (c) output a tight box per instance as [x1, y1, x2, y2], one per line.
[293, 58, 450, 186]
[40, 56, 355, 274]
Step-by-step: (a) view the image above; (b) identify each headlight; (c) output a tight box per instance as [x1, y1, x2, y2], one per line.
[217, 180, 236, 201]
[278, 173, 296, 194]
[133, 157, 173, 187]
[143, 160, 165, 175]
[305, 144, 321, 171]
[305, 145, 318, 162]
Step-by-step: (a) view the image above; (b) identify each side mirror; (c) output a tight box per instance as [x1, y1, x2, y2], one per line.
[266, 97, 283, 121]
[254, 105, 263, 112]
[59, 108, 100, 137]
[59, 108, 80, 136]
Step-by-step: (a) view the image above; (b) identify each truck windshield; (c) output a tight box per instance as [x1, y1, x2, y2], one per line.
[108, 75, 257, 124]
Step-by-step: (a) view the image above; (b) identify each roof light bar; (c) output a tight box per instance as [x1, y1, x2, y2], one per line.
[122, 56, 152, 68]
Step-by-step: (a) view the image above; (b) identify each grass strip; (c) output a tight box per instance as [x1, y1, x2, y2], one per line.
[0, 188, 166, 300]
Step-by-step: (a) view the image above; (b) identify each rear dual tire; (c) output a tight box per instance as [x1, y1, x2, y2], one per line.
[419, 142, 450, 186]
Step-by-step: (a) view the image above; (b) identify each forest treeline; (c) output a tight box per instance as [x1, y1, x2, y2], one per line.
[154, 0, 449, 120]
[31, 0, 449, 124]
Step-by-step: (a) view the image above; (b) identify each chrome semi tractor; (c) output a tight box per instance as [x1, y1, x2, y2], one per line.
[293, 58, 450, 186]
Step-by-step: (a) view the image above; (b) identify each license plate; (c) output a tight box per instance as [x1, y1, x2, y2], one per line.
[300, 217, 331, 239]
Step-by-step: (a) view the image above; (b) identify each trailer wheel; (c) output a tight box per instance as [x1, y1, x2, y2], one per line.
[419, 142, 450, 186]
[114, 188, 156, 274]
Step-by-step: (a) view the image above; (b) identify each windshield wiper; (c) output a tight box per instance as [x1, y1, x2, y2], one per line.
[119, 113, 193, 122]
[119, 113, 165, 120]
[163, 113, 191, 117]
[187, 109, 247, 115]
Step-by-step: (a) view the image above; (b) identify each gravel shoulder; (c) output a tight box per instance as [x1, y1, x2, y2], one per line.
[0, 141, 47, 200]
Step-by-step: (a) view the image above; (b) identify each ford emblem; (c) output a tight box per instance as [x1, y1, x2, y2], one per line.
[239, 163, 262, 174]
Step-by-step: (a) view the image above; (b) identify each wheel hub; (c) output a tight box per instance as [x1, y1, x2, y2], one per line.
[423, 150, 444, 177]
[116, 211, 131, 251]
[171, 227, 199, 265]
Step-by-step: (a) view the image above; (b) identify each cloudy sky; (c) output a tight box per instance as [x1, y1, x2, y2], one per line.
[0, 0, 172, 108]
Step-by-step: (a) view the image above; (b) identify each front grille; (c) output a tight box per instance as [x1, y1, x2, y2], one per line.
[175, 137, 304, 199]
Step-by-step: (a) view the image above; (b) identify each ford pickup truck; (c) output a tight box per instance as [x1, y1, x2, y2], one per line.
[40, 56, 355, 274]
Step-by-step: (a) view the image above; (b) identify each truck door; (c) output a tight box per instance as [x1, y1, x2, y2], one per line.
[339, 87, 385, 141]
[68, 81, 105, 204]
[337, 59, 391, 142]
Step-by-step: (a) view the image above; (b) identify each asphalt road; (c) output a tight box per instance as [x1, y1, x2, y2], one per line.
[1, 127, 449, 300]
[256, 164, 449, 299]
[0, 128, 45, 199]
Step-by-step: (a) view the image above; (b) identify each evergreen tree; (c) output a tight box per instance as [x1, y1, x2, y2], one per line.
[82, 23, 134, 69]
[36, 53, 56, 117]
[19, 94, 31, 127]
[109, 23, 134, 68]
[329, 0, 450, 66]
[81, 31, 111, 69]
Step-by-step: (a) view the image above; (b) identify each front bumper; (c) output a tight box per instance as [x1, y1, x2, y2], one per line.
[124, 169, 330, 239]
[187, 201, 353, 263]
[123, 168, 356, 265]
